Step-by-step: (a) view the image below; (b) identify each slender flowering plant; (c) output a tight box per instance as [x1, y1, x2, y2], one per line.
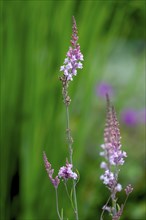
[43, 16, 133, 220]
[100, 94, 133, 220]
[43, 16, 83, 220]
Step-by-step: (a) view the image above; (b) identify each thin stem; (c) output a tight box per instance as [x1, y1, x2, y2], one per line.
[65, 105, 73, 162]
[112, 197, 117, 216]
[100, 195, 111, 220]
[64, 182, 75, 211]
[65, 104, 79, 220]
[55, 188, 62, 220]
[123, 194, 129, 210]
[112, 165, 120, 216]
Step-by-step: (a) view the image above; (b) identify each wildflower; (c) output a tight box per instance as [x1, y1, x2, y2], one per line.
[96, 82, 114, 98]
[58, 160, 77, 180]
[43, 152, 60, 188]
[60, 16, 83, 81]
[100, 94, 133, 219]
[100, 170, 115, 186]
[100, 94, 127, 191]
[100, 161, 108, 169]
[125, 184, 133, 195]
[121, 109, 138, 126]
[115, 183, 122, 192]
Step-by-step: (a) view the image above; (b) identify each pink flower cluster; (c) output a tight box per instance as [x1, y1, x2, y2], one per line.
[100, 94, 127, 192]
[43, 152, 60, 188]
[100, 170, 122, 192]
[60, 16, 83, 81]
[58, 161, 77, 180]
[43, 152, 77, 188]
[100, 143, 127, 167]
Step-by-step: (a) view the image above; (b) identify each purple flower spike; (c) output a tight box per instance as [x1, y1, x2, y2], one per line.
[96, 82, 113, 98]
[43, 152, 60, 188]
[60, 16, 83, 81]
[58, 160, 77, 180]
[100, 94, 127, 191]
[99, 95, 133, 219]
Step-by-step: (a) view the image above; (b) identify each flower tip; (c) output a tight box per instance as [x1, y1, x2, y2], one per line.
[106, 93, 110, 106]
[72, 15, 76, 23]
[125, 184, 133, 195]
[43, 151, 47, 161]
[115, 183, 122, 192]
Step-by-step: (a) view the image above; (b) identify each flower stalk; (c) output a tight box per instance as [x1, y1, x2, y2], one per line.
[59, 16, 83, 220]
[64, 105, 79, 220]
[43, 15, 134, 220]
[55, 188, 62, 220]
[99, 94, 133, 219]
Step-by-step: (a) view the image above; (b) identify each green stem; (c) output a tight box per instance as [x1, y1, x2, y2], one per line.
[112, 165, 119, 217]
[100, 195, 111, 220]
[66, 105, 73, 162]
[65, 104, 79, 220]
[112, 197, 117, 216]
[55, 188, 62, 220]
[64, 182, 75, 211]
[123, 194, 129, 210]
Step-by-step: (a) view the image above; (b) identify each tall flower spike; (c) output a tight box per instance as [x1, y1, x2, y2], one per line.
[104, 94, 121, 149]
[100, 94, 127, 191]
[43, 152, 60, 189]
[60, 16, 84, 82]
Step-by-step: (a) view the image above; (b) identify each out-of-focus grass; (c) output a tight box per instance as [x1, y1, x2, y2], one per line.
[0, 1, 145, 220]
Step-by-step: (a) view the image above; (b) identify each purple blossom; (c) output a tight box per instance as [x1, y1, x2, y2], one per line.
[100, 94, 127, 191]
[115, 183, 122, 192]
[100, 170, 115, 185]
[100, 170, 122, 192]
[60, 16, 83, 81]
[99, 95, 133, 219]
[43, 152, 60, 188]
[125, 184, 133, 195]
[121, 109, 138, 126]
[96, 82, 114, 98]
[121, 108, 146, 126]
[58, 160, 77, 180]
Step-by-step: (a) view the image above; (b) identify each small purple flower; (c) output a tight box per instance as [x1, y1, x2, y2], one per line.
[43, 152, 60, 188]
[115, 183, 122, 192]
[125, 184, 133, 195]
[60, 16, 83, 81]
[100, 170, 115, 185]
[121, 109, 138, 126]
[58, 160, 77, 180]
[100, 170, 122, 192]
[121, 108, 146, 126]
[96, 82, 114, 98]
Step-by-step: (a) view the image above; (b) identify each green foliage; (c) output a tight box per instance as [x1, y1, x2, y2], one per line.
[1, 1, 145, 220]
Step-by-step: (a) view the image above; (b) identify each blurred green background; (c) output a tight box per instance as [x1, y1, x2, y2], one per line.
[1, 0, 145, 220]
